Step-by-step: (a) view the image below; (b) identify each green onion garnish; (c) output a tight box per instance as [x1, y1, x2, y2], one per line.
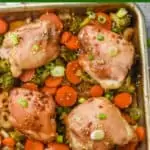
[98, 113, 107, 120]
[90, 129, 105, 141]
[56, 135, 63, 143]
[17, 98, 28, 108]
[98, 16, 106, 24]
[32, 44, 40, 52]
[86, 11, 96, 19]
[9, 33, 19, 45]
[51, 66, 65, 77]
[88, 54, 94, 61]
[78, 97, 86, 104]
[97, 34, 104, 41]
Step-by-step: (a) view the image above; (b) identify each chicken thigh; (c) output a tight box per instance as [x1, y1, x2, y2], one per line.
[1, 19, 61, 77]
[66, 97, 137, 150]
[78, 25, 135, 89]
[9, 88, 56, 143]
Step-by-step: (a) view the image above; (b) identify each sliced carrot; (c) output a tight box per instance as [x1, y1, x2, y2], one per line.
[91, 12, 112, 30]
[66, 60, 81, 85]
[113, 92, 132, 109]
[118, 142, 138, 150]
[45, 76, 63, 88]
[65, 35, 80, 50]
[122, 113, 136, 125]
[48, 143, 70, 150]
[0, 18, 8, 34]
[90, 85, 104, 97]
[2, 137, 16, 147]
[19, 69, 35, 82]
[135, 126, 145, 141]
[40, 13, 63, 31]
[55, 85, 77, 107]
[25, 139, 44, 150]
[61, 32, 72, 44]
[22, 82, 38, 91]
[41, 87, 57, 95]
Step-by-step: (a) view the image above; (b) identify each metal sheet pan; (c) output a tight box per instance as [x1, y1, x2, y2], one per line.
[0, 2, 149, 150]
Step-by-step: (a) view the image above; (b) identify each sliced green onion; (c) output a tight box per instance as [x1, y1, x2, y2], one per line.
[56, 135, 63, 143]
[98, 16, 106, 24]
[80, 17, 91, 28]
[86, 11, 96, 19]
[16, 142, 24, 150]
[88, 53, 94, 61]
[117, 8, 128, 18]
[78, 97, 86, 104]
[17, 98, 28, 108]
[129, 108, 142, 121]
[112, 27, 121, 33]
[9, 33, 19, 45]
[108, 47, 119, 57]
[97, 113, 107, 120]
[51, 66, 65, 77]
[97, 34, 104, 41]
[32, 44, 40, 52]
[90, 129, 105, 140]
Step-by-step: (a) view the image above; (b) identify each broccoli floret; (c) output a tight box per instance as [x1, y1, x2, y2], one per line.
[111, 8, 131, 32]
[0, 59, 10, 73]
[69, 16, 82, 34]
[0, 72, 15, 90]
[60, 46, 77, 62]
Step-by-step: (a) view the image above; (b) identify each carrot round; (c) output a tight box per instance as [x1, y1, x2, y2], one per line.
[0, 18, 8, 34]
[61, 32, 72, 44]
[92, 12, 112, 30]
[90, 85, 104, 97]
[48, 143, 70, 150]
[65, 35, 80, 50]
[41, 87, 57, 95]
[25, 139, 44, 150]
[40, 13, 63, 31]
[2, 137, 16, 147]
[19, 69, 35, 82]
[22, 82, 38, 91]
[45, 76, 62, 88]
[55, 85, 77, 107]
[135, 126, 145, 141]
[113, 92, 132, 109]
[66, 60, 81, 85]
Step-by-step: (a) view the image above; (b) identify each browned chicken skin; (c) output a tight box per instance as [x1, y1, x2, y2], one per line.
[66, 97, 137, 150]
[8, 88, 56, 143]
[78, 25, 135, 89]
[1, 20, 61, 77]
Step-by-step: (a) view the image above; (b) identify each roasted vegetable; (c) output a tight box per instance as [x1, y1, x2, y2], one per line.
[60, 46, 77, 62]
[111, 8, 131, 32]
[0, 72, 15, 90]
[0, 59, 10, 73]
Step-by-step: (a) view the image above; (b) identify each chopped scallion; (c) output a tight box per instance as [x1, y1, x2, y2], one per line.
[17, 98, 28, 108]
[97, 113, 107, 120]
[97, 34, 104, 41]
[98, 16, 106, 24]
[78, 97, 86, 104]
[90, 129, 105, 141]
[56, 135, 63, 143]
[51, 66, 65, 77]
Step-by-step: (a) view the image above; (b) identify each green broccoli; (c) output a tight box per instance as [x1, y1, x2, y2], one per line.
[111, 8, 131, 32]
[0, 72, 15, 90]
[0, 59, 10, 73]
[69, 16, 82, 34]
